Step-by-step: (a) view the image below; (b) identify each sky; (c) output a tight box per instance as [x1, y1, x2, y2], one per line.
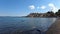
[0, 0, 60, 16]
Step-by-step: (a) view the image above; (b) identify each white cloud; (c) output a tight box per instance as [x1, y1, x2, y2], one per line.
[29, 5, 35, 10]
[48, 3, 58, 13]
[40, 6, 46, 9]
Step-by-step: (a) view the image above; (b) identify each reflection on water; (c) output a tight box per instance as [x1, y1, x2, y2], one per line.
[0, 17, 56, 34]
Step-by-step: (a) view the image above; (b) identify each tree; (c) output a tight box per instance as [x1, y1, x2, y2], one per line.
[46, 11, 55, 17]
[55, 9, 60, 17]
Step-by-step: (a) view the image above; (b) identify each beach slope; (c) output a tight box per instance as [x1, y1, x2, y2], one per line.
[46, 18, 60, 34]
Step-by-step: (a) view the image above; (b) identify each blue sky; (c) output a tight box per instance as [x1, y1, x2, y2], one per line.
[0, 0, 60, 16]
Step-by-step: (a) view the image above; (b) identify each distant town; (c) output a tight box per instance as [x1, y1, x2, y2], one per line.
[26, 9, 60, 17]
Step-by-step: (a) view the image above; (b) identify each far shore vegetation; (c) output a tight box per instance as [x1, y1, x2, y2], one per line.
[26, 9, 60, 17]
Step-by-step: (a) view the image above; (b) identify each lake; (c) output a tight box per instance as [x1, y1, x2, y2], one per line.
[0, 17, 56, 34]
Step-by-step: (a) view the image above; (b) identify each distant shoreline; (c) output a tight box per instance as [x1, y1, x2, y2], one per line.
[0, 16, 57, 18]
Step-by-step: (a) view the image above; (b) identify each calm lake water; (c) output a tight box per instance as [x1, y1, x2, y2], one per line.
[0, 17, 56, 34]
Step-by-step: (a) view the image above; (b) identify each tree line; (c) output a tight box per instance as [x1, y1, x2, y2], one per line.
[26, 9, 60, 17]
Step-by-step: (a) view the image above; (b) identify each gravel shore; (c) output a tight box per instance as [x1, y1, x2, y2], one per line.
[46, 18, 60, 34]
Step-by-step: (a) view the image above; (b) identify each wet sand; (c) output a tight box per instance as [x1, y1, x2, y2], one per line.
[46, 18, 60, 34]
